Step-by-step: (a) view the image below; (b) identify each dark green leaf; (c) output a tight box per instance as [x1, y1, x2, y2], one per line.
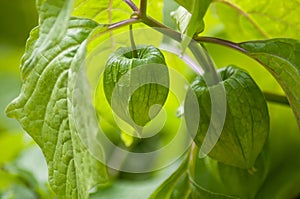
[239, 38, 300, 128]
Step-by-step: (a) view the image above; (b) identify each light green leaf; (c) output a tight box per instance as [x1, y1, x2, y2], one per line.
[214, 0, 300, 41]
[72, 0, 165, 26]
[72, 0, 132, 24]
[171, 6, 198, 36]
[5, 17, 108, 198]
[22, 0, 74, 79]
[173, 0, 211, 52]
[239, 38, 300, 128]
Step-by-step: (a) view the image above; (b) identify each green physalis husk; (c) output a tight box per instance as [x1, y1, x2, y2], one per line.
[103, 45, 169, 129]
[185, 65, 269, 169]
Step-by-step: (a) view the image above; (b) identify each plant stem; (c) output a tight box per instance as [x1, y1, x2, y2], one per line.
[142, 17, 220, 85]
[89, 18, 140, 43]
[140, 0, 147, 18]
[123, 0, 139, 11]
[108, 18, 140, 30]
[264, 92, 289, 106]
[105, 3, 290, 106]
[129, 24, 138, 58]
[194, 36, 247, 53]
[189, 41, 220, 86]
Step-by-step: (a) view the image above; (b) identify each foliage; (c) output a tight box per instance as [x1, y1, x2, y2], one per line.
[2, 0, 300, 198]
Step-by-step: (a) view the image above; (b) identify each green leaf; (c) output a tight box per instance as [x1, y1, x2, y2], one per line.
[214, 0, 300, 40]
[170, 173, 191, 199]
[72, 0, 132, 24]
[5, 17, 108, 198]
[21, 0, 75, 79]
[90, 155, 188, 199]
[239, 38, 300, 128]
[149, 153, 189, 199]
[73, 0, 166, 26]
[255, 104, 300, 199]
[172, 0, 211, 52]
[190, 179, 238, 199]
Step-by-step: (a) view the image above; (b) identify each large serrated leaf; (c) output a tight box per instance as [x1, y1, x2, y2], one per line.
[214, 0, 300, 40]
[239, 38, 300, 128]
[22, 0, 75, 80]
[5, 17, 108, 198]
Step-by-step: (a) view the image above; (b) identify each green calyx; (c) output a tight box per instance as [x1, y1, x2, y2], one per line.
[185, 65, 270, 169]
[103, 45, 169, 129]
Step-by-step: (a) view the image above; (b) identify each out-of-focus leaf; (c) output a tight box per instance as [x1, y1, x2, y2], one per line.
[0, 132, 27, 163]
[72, 0, 131, 24]
[170, 173, 191, 199]
[149, 153, 189, 199]
[91, 155, 188, 199]
[255, 104, 300, 199]
[214, 0, 300, 41]
[239, 38, 300, 128]
[5, 16, 108, 198]
[72, 0, 164, 25]
[0, 0, 37, 46]
[1, 184, 37, 199]
[190, 179, 238, 199]
[0, 73, 21, 131]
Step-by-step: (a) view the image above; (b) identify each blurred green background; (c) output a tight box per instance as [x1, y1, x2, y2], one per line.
[0, 0, 299, 198]
[0, 0, 56, 198]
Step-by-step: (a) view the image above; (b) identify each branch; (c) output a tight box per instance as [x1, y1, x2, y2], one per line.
[140, 0, 147, 17]
[194, 36, 247, 53]
[108, 18, 140, 29]
[189, 41, 220, 86]
[89, 18, 140, 43]
[123, 0, 139, 12]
